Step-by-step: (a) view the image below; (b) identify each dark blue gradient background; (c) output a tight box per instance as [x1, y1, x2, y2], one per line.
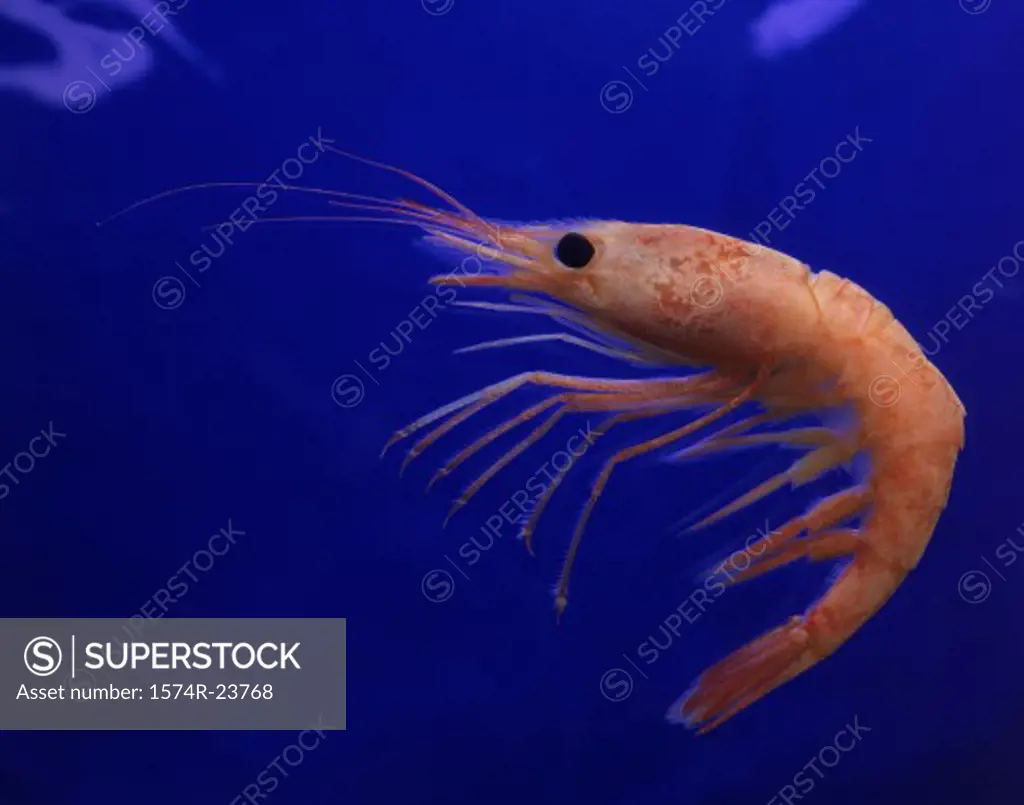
[1, 2, 1022, 803]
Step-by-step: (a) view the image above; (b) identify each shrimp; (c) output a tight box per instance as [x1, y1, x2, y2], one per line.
[357, 151, 966, 733]
[102, 148, 966, 732]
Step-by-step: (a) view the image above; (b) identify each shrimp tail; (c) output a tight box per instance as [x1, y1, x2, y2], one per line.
[670, 547, 905, 733]
[668, 615, 819, 734]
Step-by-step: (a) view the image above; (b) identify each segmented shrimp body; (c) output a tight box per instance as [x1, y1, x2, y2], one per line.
[377, 195, 965, 732]
[663, 254, 966, 732]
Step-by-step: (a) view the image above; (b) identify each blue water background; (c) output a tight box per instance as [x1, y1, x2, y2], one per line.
[1, 1, 1023, 803]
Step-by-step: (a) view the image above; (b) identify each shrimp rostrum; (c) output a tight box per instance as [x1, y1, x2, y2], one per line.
[114, 150, 965, 733]
[357, 153, 966, 733]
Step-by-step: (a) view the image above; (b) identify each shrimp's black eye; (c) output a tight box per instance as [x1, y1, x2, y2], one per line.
[554, 232, 595, 269]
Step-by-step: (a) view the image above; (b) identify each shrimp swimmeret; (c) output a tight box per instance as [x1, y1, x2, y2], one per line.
[106, 148, 966, 732]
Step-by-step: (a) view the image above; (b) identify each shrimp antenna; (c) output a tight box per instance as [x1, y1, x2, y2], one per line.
[95, 181, 437, 228]
[205, 215, 475, 244]
[320, 144, 498, 240]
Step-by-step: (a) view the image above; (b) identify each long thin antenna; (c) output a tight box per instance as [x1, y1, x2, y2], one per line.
[96, 181, 435, 228]
[321, 145, 497, 240]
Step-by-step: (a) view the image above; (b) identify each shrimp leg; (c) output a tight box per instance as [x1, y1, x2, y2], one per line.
[725, 528, 861, 585]
[671, 426, 836, 461]
[687, 439, 857, 531]
[453, 333, 647, 364]
[553, 369, 768, 617]
[384, 371, 704, 468]
[441, 387, 724, 531]
[735, 485, 870, 564]
[518, 402, 702, 554]
[430, 388, 686, 490]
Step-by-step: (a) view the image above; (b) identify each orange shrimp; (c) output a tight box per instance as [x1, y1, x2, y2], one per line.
[361, 151, 966, 733]
[102, 148, 967, 733]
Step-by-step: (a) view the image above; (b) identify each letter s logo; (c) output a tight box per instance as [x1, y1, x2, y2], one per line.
[152, 277, 185, 310]
[25, 637, 62, 676]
